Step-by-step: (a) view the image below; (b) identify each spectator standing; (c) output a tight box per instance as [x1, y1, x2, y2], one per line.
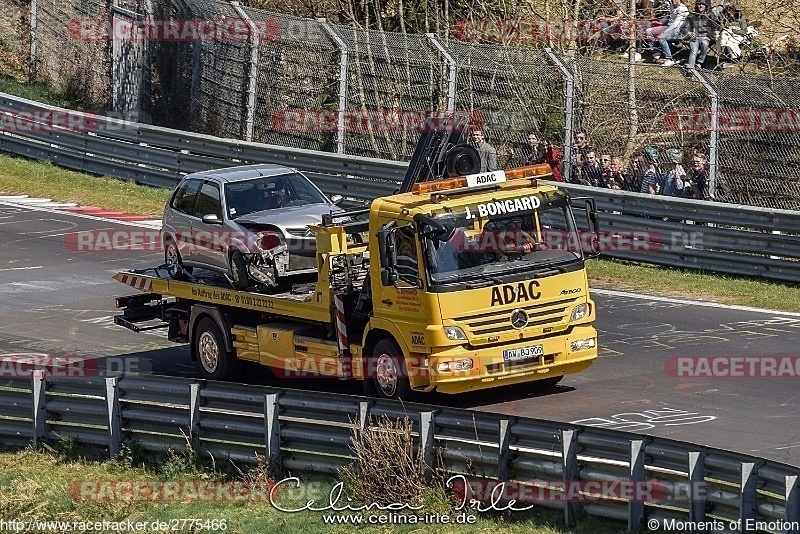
[600, 153, 614, 188]
[573, 131, 593, 164]
[686, 0, 717, 69]
[639, 147, 660, 194]
[610, 156, 637, 190]
[543, 139, 564, 182]
[584, 150, 604, 188]
[661, 148, 686, 196]
[685, 152, 711, 199]
[470, 129, 499, 172]
[524, 132, 547, 164]
[645, 0, 690, 66]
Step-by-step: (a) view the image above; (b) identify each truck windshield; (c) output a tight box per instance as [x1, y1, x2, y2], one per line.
[423, 192, 583, 285]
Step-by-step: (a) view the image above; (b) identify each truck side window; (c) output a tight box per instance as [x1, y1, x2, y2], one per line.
[394, 227, 419, 280]
[196, 182, 223, 219]
[172, 179, 203, 215]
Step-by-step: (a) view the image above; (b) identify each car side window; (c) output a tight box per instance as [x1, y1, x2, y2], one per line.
[172, 179, 202, 215]
[196, 182, 222, 219]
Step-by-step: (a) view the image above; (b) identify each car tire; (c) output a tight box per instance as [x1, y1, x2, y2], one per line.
[195, 317, 242, 381]
[229, 251, 249, 290]
[165, 238, 191, 280]
[371, 339, 412, 400]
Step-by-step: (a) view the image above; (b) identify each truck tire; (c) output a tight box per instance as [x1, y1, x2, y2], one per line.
[371, 339, 411, 400]
[195, 317, 242, 381]
[165, 238, 191, 280]
[229, 251, 249, 290]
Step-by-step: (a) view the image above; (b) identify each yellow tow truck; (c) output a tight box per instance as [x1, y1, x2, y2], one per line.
[114, 129, 600, 399]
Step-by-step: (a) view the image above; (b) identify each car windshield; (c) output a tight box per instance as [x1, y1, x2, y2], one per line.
[423, 191, 583, 284]
[224, 172, 329, 219]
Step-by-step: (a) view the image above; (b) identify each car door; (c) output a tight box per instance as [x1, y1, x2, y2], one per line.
[191, 180, 227, 271]
[164, 178, 202, 263]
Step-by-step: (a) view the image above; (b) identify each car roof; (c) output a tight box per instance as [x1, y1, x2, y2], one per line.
[186, 164, 297, 184]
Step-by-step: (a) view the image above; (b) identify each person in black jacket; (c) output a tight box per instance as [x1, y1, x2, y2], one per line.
[686, 0, 718, 69]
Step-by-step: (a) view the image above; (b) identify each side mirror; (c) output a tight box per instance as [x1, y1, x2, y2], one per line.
[570, 197, 600, 258]
[376, 222, 398, 286]
[330, 194, 344, 206]
[201, 214, 223, 225]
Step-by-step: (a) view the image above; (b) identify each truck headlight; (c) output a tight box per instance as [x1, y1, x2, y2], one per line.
[570, 338, 596, 352]
[444, 326, 467, 340]
[570, 303, 588, 322]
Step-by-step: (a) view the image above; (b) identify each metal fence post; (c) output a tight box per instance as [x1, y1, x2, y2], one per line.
[628, 439, 646, 532]
[105, 377, 122, 458]
[264, 393, 281, 478]
[426, 34, 457, 112]
[189, 383, 201, 449]
[318, 19, 348, 154]
[691, 69, 718, 198]
[498, 419, 511, 480]
[231, 2, 260, 142]
[562, 429, 579, 527]
[32, 370, 46, 445]
[419, 411, 435, 478]
[545, 49, 575, 181]
[29, 0, 38, 82]
[786, 476, 800, 534]
[739, 462, 757, 527]
[687, 451, 706, 529]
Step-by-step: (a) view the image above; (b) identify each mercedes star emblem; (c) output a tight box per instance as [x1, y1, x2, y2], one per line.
[511, 309, 528, 329]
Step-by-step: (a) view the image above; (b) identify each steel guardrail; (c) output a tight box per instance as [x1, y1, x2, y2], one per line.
[0, 372, 798, 532]
[2, 91, 800, 283]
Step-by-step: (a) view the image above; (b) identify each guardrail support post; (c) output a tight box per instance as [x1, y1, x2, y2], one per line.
[318, 19, 349, 154]
[105, 377, 122, 458]
[498, 419, 511, 481]
[231, 2, 260, 142]
[264, 393, 281, 478]
[628, 439, 645, 532]
[739, 462, 757, 527]
[189, 383, 201, 449]
[426, 34, 457, 112]
[545, 49, 575, 182]
[32, 369, 46, 446]
[687, 451, 706, 529]
[419, 411, 435, 479]
[358, 401, 371, 430]
[786, 476, 800, 534]
[562, 429, 579, 527]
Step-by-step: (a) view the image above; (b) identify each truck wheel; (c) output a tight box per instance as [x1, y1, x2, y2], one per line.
[165, 239, 191, 280]
[229, 251, 249, 290]
[372, 339, 411, 400]
[195, 317, 242, 381]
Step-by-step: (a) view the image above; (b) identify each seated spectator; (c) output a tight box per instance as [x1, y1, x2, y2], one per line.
[639, 147, 660, 194]
[660, 148, 686, 196]
[686, 0, 718, 69]
[645, 0, 690, 66]
[685, 152, 711, 199]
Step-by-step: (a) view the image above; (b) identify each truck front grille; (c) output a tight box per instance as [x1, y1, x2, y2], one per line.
[455, 297, 577, 337]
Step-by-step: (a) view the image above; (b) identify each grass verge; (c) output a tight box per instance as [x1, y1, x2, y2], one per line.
[0, 444, 622, 534]
[1, 148, 799, 312]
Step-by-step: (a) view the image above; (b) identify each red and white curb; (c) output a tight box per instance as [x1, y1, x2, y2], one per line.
[0, 193, 162, 229]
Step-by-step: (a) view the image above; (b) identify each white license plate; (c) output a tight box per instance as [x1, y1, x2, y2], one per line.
[503, 345, 544, 361]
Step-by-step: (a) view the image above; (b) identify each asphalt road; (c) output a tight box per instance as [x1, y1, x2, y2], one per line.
[2, 201, 800, 465]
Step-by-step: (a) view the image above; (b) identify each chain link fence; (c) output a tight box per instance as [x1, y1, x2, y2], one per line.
[25, 0, 800, 209]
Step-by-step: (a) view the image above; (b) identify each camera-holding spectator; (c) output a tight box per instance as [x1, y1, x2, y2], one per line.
[645, 0, 690, 66]
[470, 129, 499, 172]
[685, 0, 718, 69]
[685, 152, 712, 199]
[639, 147, 660, 194]
[660, 148, 686, 196]
[511, 132, 564, 182]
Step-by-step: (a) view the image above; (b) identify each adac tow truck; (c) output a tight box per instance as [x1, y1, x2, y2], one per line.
[114, 128, 601, 399]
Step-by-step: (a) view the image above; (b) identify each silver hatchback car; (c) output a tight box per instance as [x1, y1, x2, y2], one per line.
[162, 164, 342, 290]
